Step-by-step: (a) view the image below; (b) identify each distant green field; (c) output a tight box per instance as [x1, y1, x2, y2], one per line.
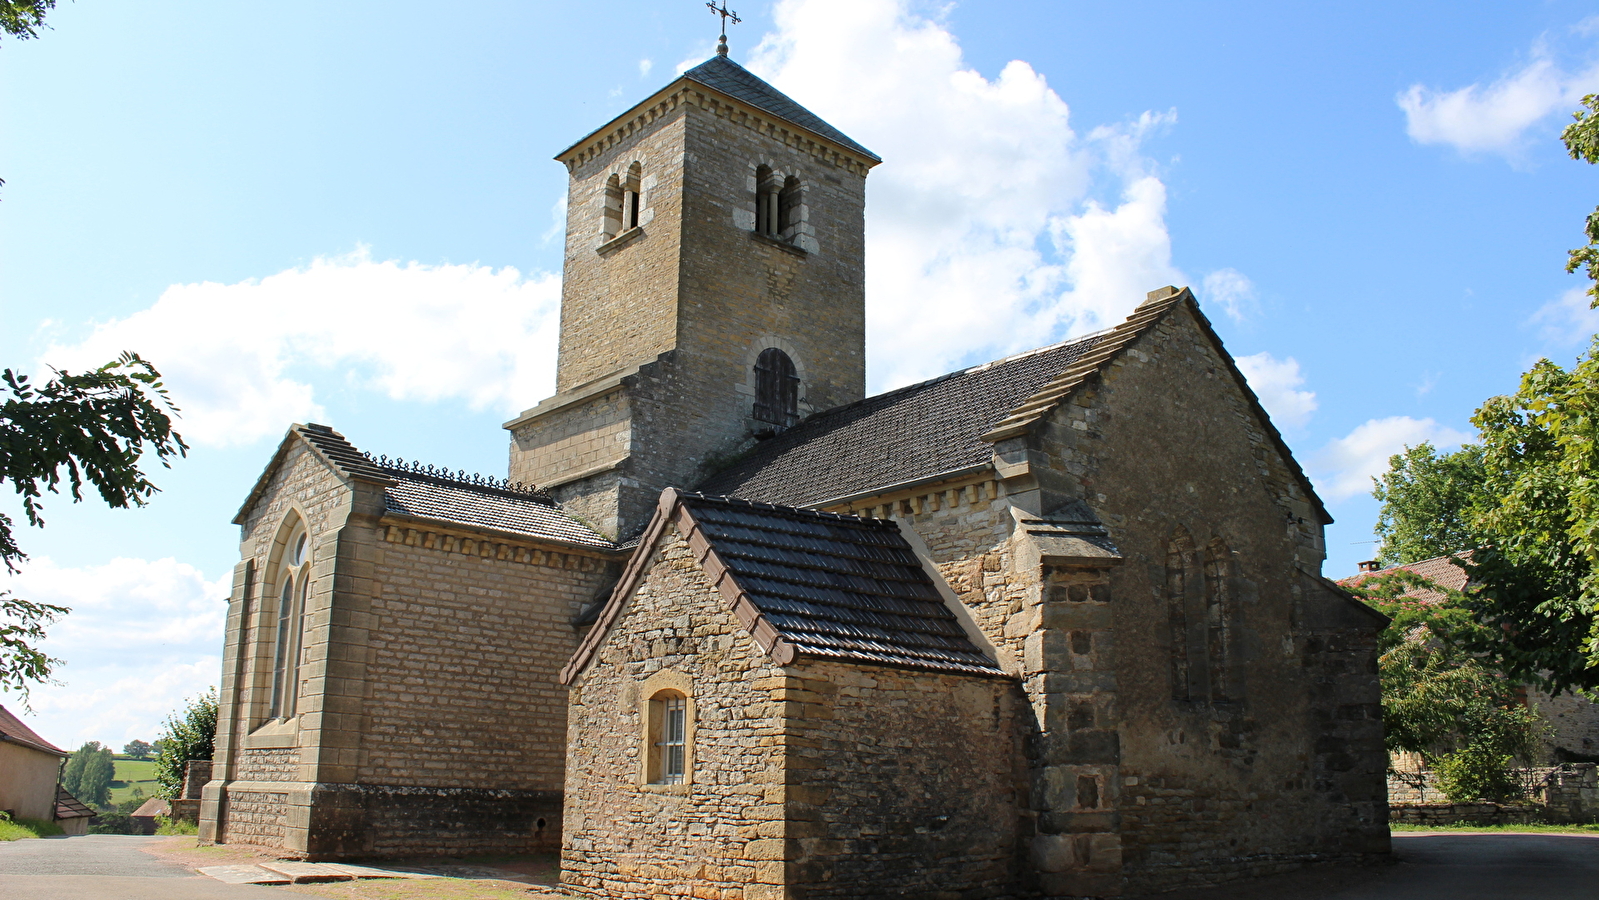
[106, 757, 160, 806]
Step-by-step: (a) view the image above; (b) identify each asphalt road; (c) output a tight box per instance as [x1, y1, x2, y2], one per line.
[1156, 833, 1599, 900]
[4, 831, 1599, 899]
[0, 834, 281, 900]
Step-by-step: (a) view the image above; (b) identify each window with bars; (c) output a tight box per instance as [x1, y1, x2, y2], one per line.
[753, 348, 799, 429]
[648, 690, 689, 785]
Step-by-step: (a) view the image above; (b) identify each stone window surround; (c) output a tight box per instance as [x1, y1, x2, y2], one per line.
[736, 336, 812, 432]
[246, 507, 315, 746]
[734, 158, 820, 255]
[596, 159, 657, 249]
[638, 668, 696, 792]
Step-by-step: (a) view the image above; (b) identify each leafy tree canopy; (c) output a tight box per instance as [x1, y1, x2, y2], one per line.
[0, 0, 57, 43]
[122, 739, 152, 760]
[1350, 572, 1544, 802]
[154, 688, 216, 800]
[0, 353, 186, 704]
[1373, 442, 1488, 567]
[1564, 94, 1599, 306]
[1461, 339, 1599, 694]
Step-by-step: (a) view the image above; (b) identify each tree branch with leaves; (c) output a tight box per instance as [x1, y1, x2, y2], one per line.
[0, 353, 186, 704]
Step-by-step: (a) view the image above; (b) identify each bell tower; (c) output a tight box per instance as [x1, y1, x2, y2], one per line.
[505, 53, 880, 539]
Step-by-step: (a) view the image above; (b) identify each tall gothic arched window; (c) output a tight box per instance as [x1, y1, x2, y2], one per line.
[1166, 527, 1197, 702]
[753, 348, 799, 429]
[1204, 538, 1233, 703]
[269, 525, 311, 720]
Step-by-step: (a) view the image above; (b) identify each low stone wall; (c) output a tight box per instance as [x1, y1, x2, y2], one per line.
[1389, 802, 1544, 827]
[1388, 763, 1599, 825]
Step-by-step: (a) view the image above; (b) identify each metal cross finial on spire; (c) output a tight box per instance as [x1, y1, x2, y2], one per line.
[706, 1, 741, 57]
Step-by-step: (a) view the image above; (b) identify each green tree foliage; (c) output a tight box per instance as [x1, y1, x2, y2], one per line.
[1351, 572, 1544, 803]
[0, 0, 57, 43]
[0, 592, 66, 703]
[1461, 340, 1599, 695]
[59, 740, 99, 797]
[0, 354, 186, 703]
[1372, 442, 1488, 566]
[79, 746, 113, 807]
[154, 688, 216, 800]
[1563, 94, 1599, 306]
[122, 739, 151, 760]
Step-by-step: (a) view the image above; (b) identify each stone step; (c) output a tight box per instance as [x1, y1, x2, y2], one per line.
[196, 864, 292, 885]
[258, 861, 354, 883]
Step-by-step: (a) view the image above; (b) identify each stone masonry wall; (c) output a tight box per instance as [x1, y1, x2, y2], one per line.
[359, 523, 613, 792]
[556, 112, 687, 392]
[783, 661, 1023, 899]
[1039, 301, 1387, 891]
[562, 525, 790, 900]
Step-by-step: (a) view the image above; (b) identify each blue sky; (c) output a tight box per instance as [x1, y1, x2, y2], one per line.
[3, 0, 1598, 745]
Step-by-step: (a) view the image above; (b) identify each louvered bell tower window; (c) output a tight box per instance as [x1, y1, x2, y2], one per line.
[753, 348, 799, 429]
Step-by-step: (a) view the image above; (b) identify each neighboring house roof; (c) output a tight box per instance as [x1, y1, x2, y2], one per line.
[0, 704, 66, 757]
[563, 490, 1006, 683]
[54, 787, 95, 821]
[1339, 552, 1472, 604]
[131, 798, 170, 819]
[235, 424, 615, 552]
[701, 287, 1332, 525]
[680, 55, 880, 161]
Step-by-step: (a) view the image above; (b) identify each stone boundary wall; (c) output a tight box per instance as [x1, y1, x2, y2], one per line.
[1389, 802, 1545, 827]
[1388, 763, 1599, 825]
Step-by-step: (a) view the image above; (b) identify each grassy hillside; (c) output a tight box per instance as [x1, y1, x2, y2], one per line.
[107, 757, 161, 806]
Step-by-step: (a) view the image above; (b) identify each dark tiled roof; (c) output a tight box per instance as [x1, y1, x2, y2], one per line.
[297, 424, 391, 481]
[55, 786, 95, 820]
[380, 465, 614, 550]
[682, 55, 879, 161]
[564, 490, 1004, 681]
[681, 494, 1000, 675]
[0, 704, 65, 756]
[697, 334, 1107, 507]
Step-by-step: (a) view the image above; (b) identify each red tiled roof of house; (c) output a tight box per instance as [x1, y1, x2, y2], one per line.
[0, 704, 66, 757]
[131, 798, 169, 819]
[1339, 552, 1471, 603]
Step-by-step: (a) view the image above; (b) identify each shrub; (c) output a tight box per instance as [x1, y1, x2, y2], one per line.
[154, 816, 197, 836]
[88, 812, 141, 835]
[1437, 745, 1525, 803]
[154, 688, 216, 800]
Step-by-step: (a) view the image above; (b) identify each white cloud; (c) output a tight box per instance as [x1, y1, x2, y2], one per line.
[1235, 352, 1317, 431]
[749, 0, 1188, 389]
[0, 557, 228, 749]
[41, 248, 562, 448]
[1398, 45, 1599, 158]
[1310, 416, 1473, 502]
[638, 58, 654, 79]
[1530, 286, 1599, 344]
[1202, 268, 1257, 322]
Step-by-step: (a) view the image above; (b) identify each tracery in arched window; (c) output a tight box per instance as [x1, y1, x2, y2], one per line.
[753, 348, 799, 429]
[268, 526, 311, 720]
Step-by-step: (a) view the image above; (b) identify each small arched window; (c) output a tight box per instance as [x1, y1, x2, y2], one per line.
[753, 348, 799, 429]
[268, 526, 311, 720]
[623, 161, 642, 231]
[778, 176, 803, 239]
[647, 690, 689, 785]
[755, 165, 779, 238]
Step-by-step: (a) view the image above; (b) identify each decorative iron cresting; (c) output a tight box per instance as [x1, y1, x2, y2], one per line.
[368, 455, 556, 504]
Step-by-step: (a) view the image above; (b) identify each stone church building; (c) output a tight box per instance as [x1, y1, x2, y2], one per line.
[201, 50, 1389, 898]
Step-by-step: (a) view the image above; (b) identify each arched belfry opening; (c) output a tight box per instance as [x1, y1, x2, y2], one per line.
[753, 347, 799, 431]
